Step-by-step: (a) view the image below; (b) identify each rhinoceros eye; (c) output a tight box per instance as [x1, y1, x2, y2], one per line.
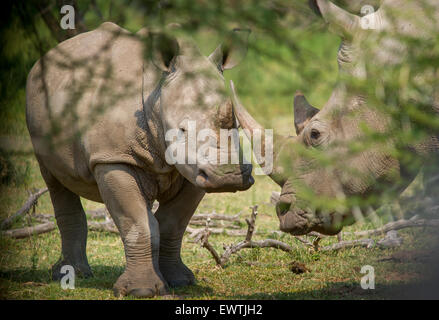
[310, 129, 320, 140]
[305, 121, 328, 147]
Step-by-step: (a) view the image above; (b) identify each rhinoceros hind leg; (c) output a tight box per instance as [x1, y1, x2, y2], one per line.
[37, 159, 92, 281]
[155, 179, 205, 288]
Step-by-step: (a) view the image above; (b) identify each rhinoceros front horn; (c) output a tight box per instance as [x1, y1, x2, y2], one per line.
[230, 80, 288, 186]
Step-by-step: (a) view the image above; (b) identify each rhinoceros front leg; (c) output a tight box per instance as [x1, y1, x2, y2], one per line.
[155, 179, 205, 287]
[94, 164, 168, 298]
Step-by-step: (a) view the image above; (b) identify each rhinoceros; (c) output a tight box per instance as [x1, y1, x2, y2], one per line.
[26, 22, 254, 297]
[232, 0, 439, 235]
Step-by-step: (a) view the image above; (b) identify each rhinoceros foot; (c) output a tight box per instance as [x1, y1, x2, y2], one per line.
[51, 257, 93, 280]
[159, 259, 196, 288]
[113, 269, 169, 298]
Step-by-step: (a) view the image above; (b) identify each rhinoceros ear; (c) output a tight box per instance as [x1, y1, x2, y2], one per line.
[294, 91, 320, 135]
[308, 0, 323, 17]
[150, 32, 179, 72]
[209, 28, 250, 71]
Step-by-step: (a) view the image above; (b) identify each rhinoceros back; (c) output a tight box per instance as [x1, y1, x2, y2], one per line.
[26, 22, 166, 201]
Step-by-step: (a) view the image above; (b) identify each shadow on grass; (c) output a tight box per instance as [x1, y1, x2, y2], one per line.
[220, 282, 382, 300]
[0, 265, 123, 291]
[1, 265, 438, 299]
[0, 265, 215, 298]
[217, 276, 439, 300]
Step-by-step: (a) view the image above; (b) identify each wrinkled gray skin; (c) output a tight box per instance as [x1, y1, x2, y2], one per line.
[234, 0, 439, 235]
[26, 22, 253, 297]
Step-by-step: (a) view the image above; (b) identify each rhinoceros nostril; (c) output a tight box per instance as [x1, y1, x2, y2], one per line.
[198, 169, 208, 180]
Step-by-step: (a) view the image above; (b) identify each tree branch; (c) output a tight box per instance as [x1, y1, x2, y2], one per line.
[320, 239, 375, 251]
[1, 188, 48, 230]
[199, 206, 293, 268]
[191, 212, 241, 222]
[344, 217, 439, 238]
[1, 222, 55, 239]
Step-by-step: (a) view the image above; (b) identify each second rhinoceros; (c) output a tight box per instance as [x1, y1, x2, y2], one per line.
[233, 0, 439, 235]
[26, 22, 254, 297]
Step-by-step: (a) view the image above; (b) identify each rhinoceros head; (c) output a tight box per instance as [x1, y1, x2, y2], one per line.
[149, 29, 254, 193]
[234, 0, 439, 234]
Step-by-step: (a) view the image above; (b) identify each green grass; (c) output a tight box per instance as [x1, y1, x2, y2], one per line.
[1, 153, 437, 299]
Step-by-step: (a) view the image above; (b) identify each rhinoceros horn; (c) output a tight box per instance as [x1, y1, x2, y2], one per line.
[312, 0, 361, 39]
[230, 80, 288, 186]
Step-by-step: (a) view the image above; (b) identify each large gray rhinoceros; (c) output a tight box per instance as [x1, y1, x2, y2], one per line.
[232, 0, 439, 235]
[26, 22, 254, 297]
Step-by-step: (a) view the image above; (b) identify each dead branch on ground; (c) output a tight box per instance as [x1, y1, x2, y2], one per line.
[2, 222, 56, 239]
[199, 206, 293, 268]
[344, 217, 439, 238]
[191, 212, 241, 222]
[1, 188, 48, 230]
[320, 239, 375, 251]
[88, 220, 119, 233]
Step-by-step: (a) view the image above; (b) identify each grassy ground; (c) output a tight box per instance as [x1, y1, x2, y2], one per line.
[1, 20, 438, 300]
[1, 151, 438, 299]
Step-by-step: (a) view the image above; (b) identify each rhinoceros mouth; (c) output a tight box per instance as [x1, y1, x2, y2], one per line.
[195, 165, 254, 193]
[277, 204, 343, 236]
[277, 208, 314, 235]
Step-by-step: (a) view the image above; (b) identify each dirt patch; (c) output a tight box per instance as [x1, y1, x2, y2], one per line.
[289, 261, 310, 274]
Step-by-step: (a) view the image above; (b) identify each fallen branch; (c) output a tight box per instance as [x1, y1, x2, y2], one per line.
[344, 218, 439, 238]
[376, 230, 403, 248]
[219, 239, 293, 266]
[295, 233, 324, 251]
[199, 206, 293, 268]
[1, 188, 48, 230]
[245, 206, 257, 241]
[189, 220, 241, 228]
[294, 236, 313, 247]
[1, 222, 55, 239]
[33, 213, 54, 223]
[86, 207, 109, 219]
[191, 212, 241, 222]
[88, 220, 118, 233]
[320, 239, 375, 251]
[186, 226, 246, 242]
[319, 230, 404, 251]
[200, 229, 223, 266]
[2, 219, 120, 239]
